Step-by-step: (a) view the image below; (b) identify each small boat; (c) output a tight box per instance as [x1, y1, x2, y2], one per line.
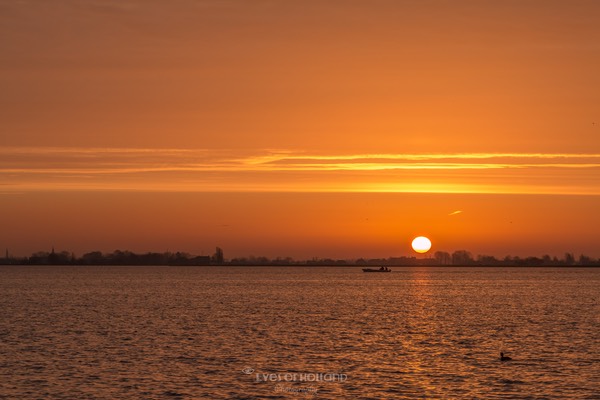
[362, 267, 391, 273]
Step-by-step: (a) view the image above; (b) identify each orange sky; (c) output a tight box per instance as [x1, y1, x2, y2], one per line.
[1, 1, 599, 258]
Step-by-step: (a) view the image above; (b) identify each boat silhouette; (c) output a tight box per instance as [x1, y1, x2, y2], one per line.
[362, 267, 391, 273]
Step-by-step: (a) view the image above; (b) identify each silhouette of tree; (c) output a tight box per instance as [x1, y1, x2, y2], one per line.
[564, 252, 575, 265]
[434, 251, 451, 265]
[579, 254, 592, 265]
[477, 255, 499, 265]
[451, 250, 473, 265]
[542, 254, 552, 265]
[212, 247, 224, 264]
[82, 251, 103, 265]
[274, 257, 294, 265]
[29, 251, 50, 265]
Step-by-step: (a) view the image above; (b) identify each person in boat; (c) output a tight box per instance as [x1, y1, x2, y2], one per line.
[500, 352, 512, 361]
[380, 266, 385, 271]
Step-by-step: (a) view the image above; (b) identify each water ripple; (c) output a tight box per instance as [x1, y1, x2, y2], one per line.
[0, 266, 598, 399]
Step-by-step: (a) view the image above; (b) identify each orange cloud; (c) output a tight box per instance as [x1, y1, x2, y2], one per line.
[1, 147, 599, 195]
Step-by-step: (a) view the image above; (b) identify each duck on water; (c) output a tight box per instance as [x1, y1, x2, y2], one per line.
[500, 352, 512, 361]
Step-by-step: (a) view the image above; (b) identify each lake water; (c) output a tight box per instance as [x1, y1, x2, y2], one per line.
[0, 266, 598, 399]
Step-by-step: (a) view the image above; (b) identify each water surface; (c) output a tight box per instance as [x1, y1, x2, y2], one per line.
[0, 266, 598, 399]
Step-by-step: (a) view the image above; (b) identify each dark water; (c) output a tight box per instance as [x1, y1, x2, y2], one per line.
[0, 266, 598, 399]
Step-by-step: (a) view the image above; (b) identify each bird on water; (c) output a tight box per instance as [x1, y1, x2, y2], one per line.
[500, 352, 512, 361]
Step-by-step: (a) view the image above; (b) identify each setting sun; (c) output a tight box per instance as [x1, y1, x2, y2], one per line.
[412, 236, 432, 254]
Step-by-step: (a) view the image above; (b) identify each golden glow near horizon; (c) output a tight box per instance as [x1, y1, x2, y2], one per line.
[1, 1, 599, 258]
[1, 147, 599, 195]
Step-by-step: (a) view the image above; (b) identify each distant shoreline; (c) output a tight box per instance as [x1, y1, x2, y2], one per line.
[2, 264, 600, 268]
[2, 247, 599, 267]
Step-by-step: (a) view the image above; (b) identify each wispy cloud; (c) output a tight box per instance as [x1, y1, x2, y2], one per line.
[448, 210, 463, 216]
[1, 147, 599, 194]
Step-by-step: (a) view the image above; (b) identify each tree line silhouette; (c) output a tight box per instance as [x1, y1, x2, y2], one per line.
[1, 247, 599, 266]
[0, 247, 224, 266]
